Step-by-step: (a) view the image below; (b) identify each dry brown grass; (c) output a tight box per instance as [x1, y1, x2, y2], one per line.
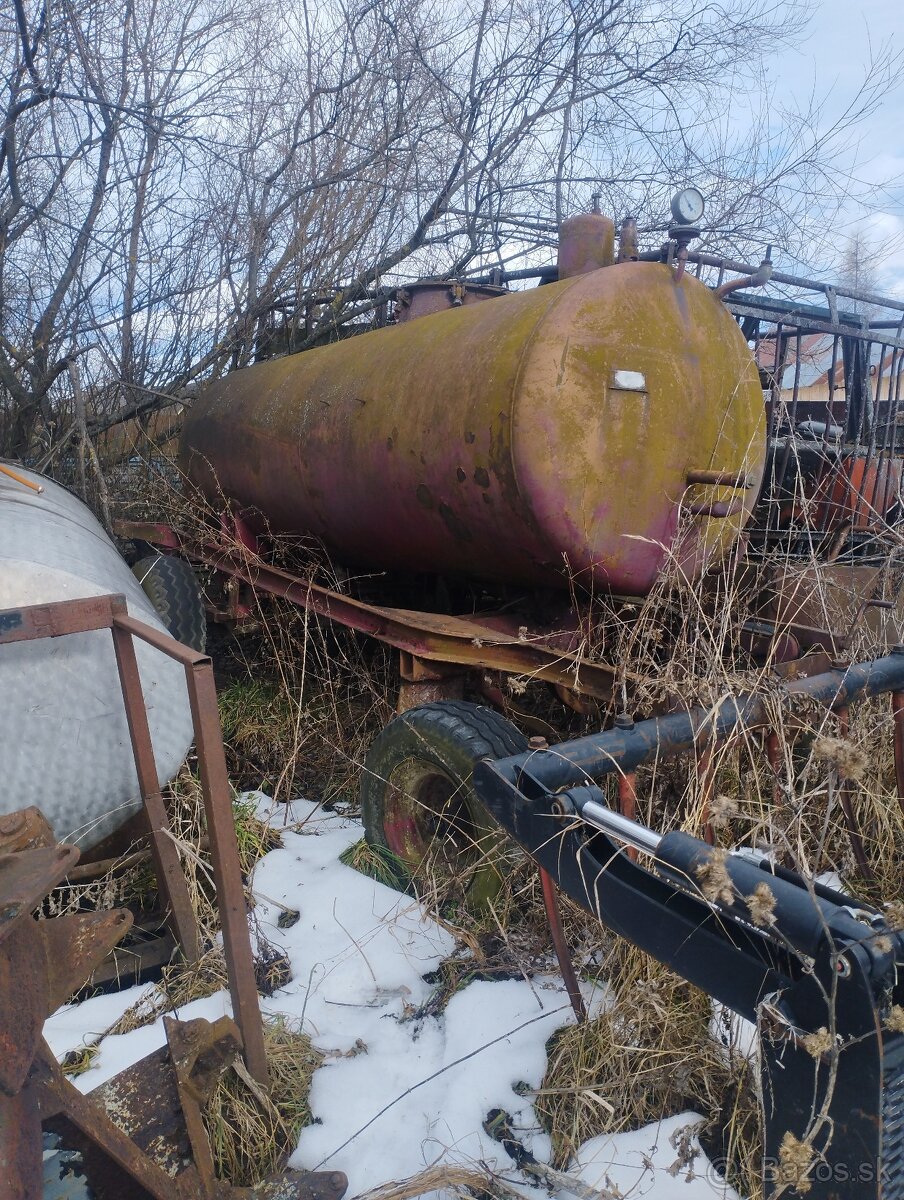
[205, 1015, 322, 1186]
[523, 524, 904, 1196]
[537, 940, 760, 1194]
[113, 447, 396, 805]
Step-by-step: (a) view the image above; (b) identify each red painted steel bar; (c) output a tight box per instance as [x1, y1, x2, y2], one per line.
[892, 691, 904, 817]
[834, 706, 874, 881]
[113, 525, 622, 700]
[696, 743, 716, 844]
[539, 867, 586, 1023]
[617, 771, 638, 861]
[616, 771, 637, 822]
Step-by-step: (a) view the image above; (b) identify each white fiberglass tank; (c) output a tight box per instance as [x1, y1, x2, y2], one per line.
[0, 465, 194, 848]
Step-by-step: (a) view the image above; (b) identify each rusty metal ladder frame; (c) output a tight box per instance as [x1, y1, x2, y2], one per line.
[0, 592, 268, 1086]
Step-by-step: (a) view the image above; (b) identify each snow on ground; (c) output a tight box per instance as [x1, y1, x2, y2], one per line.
[571, 1115, 738, 1198]
[47, 798, 739, 1199]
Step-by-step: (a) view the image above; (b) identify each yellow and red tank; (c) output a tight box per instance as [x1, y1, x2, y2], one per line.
[181, 258, 766, 595]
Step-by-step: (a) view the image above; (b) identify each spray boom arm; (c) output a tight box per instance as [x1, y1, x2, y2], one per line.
[473, 715, 904, 1199]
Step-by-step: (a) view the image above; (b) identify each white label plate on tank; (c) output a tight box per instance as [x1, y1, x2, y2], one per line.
[612, 370, 646, 391]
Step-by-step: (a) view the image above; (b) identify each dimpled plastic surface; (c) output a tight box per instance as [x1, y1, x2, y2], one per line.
[0, 467, 194, 848]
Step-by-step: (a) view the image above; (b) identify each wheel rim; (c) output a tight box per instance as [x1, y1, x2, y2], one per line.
[382, 757, 483, 878]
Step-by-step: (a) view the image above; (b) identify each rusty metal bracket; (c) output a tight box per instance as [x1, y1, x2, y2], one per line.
[114, 523, 624, 700]
[0, 816, 348, 1200]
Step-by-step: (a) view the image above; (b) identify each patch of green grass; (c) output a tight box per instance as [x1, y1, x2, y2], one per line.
[339, 837, 407, 890]
[218, 678, 297, 788]
[61, 1044, 100, 1077]
[232, 796, 282, 877]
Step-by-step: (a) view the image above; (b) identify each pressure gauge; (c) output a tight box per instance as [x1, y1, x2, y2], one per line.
[670, 187, 705, 226]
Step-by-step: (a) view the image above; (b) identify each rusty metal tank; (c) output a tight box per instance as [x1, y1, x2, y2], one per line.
[181, 261, 766, 595]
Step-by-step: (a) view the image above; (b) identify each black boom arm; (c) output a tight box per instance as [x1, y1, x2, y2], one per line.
[473, 741, 904, 1199]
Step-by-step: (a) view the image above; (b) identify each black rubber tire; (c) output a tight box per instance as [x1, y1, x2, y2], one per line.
[131, 555, 206, 652]
[361, 701, 527, 909]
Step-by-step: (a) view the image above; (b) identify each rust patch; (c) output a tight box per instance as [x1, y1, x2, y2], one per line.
[438, 502, 473, 542]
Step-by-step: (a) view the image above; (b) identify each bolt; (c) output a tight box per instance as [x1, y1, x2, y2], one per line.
[830, 658, 850, 672]
[550, 796, 574, 819]
[892, 644, 904, 656]
[528, 735, 548, 751]
[614, 712, 635, 730]
[0, 813, 25, 836]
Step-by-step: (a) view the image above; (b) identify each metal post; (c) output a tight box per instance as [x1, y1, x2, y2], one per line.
[538, 867, 586, 1023]
[835, 706, 873, 880]
[183, 658, 269, 1086]
[109, 604, 200, 963]
[892, 691, 904, 818]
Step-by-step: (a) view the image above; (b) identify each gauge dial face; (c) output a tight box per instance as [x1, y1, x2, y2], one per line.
[670, 187, 705, 225]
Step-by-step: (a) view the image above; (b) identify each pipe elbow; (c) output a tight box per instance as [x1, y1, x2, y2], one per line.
[715, 251, 773, 300]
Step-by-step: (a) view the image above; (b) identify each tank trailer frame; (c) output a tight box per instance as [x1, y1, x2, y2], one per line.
[109, 212, 904, 1198]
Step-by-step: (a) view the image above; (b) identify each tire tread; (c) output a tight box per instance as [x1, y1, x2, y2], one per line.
[360, 700, 526, 906]
[132, 555, 206, 652]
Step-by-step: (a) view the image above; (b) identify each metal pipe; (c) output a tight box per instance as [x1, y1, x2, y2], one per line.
[539, 867, 586, 1022]
[617, 217, 639, 262]
[685, 469, 750, 487]
[656, 251, 904, 315]
[574, 795, 663, 854]
[499, 649, 904, 793]
[714, 251, 773, 300]
[686, 500, 745, 518]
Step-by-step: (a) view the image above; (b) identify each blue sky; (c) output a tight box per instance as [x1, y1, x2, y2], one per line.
[780, 0, 903, 293]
